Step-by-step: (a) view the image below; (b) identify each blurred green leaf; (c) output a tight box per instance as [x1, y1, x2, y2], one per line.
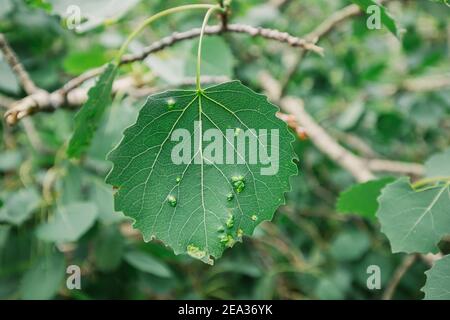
[146, 36, 234, 84]
[89, 179, 125, 224]
[0, 56, 21, 95]
[124, 250, 172, 278]
[0, 151, 22, 172]
[94, 226, 124, 272]
[0, 225, 10, 251]
[0, 188, 40, 226]
[337, 177, 395, 219]
[314, 269, 351, 300]
[330, 230, 371, 262]
[425, 148, 450, 178]
[185, 36, 234, 79]
[48, 0, 141, 33]
[350, 0, 401, 37]
[36, 202, 98, 243]
[20, 251, 65, 300]
[66, 63, 117, 158]
[63, 46, 110, 75]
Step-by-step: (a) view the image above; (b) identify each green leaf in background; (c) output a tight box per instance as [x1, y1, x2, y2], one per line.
[24, 0, 52, 11]
[0, 188, 40, 226]
[124, 250, 172, 278]
[0, 118, 3, 147]
[377, 178, 450, 253]
[337, 177, 395, 219]
[0, 150, 22, 172]
[94, 225, 125, 272]
[66, 63, 117, 159]
[63, 45, 111, 76]
[330, 229, 371, 262]
[57, 163, 85, 204]
[422, 254, 450, 299]
[36, 202, 98, 243]
[314, 269, 351, 300]
[146, 36, 234, 85]
[106, 81, 297, 264]
[20, 251, 65, 300]
[425, 148, 450, 178]
[89, 179, 125, 224]
[253, 275, 275, 300]
[0, 225, 10, 251]
[428, 0, 450, 7]
[0, 55, 21, 95]
[185, 37, 234, 79]
[48, 0, 141, 33]
[88, 96, 139, 165]
[350, 0, 401, 37]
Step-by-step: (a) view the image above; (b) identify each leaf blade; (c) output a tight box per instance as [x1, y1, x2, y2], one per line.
[423, 254, 450, 299]
[350, 0, 400, 37]
[106, 81, 297, 263]
[337, 177, 395, 219]
[36, 202, 98, 243]
[66, 63, 117, 158]
[377, 178, 450, 253]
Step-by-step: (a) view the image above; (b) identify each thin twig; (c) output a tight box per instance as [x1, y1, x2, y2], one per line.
[259, 71, 425, 179]
[280, 0, 392, 96]
[21, 118, 52, 154]
[0, 33, 39, 95]
[281, 96, 375, 182]
[280, 3, 364, 95]
[382, 254, 417, 300]
[0, 94, 16, 109]
[366, 159, 424, 177]
[4, 23, 322, 125]
[420, 252, 443, 267]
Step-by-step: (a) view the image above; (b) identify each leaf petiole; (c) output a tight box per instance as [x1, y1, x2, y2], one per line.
[412, 176, 450, 190]
[196, 5, 221, 92]
[114, 4, 217, 65]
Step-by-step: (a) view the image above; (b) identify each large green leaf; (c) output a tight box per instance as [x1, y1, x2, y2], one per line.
[20, 251, 66, 300]
[106, 81, 297, 264]
[350, 0, 400, 37]
[337, 177, 395, 219]
[423, 254, 450, 299]
[36, 202, 98, 243]
[377, 178, 450, 253]
[66, 63, 117, 158]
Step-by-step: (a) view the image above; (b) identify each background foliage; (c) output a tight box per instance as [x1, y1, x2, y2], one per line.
[0, 0, 449, 300]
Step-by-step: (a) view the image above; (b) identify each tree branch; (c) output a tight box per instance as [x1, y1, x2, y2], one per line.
[259, 70, 425, 179]
[382, 254, 417, 300]
[3, 23, 322, 125]
[0, 33, 39, 95]
[281, 96, 376, 182]
[280, 0, 391, 96]
[366, 159, 424, 176]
